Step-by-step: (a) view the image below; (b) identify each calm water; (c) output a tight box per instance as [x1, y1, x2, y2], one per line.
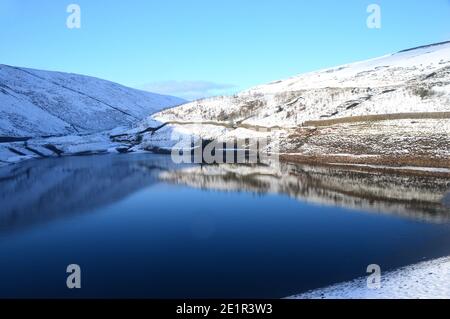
[0, 154, 449, 298]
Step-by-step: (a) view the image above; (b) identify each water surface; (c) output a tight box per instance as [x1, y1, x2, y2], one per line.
[0, 154, 449, 298]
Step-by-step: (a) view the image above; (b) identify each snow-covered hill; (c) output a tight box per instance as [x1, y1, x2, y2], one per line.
[1, 41, 450, 168]
[123, 41, 450, 168]
[0, 64, 185, 137]
[154, 41, 450, 127]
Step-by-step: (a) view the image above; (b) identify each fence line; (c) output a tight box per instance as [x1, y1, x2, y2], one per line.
[302, 112, 450, 127]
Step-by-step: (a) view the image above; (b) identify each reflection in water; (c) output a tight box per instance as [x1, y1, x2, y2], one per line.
[0, 154, 183, 232]
[443, 192, 450, 209]
[160, 163, 450, 223]
[0, 154, 449, 233]
[0, 153, 449, 298]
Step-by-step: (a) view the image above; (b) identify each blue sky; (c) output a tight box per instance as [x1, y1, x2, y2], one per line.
[1, 0, 449, 100]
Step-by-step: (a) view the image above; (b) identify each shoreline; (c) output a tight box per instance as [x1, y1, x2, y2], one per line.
[2, 146, 450, 178]
[281, 154, 450, 178]
[288, 256, 450, 299]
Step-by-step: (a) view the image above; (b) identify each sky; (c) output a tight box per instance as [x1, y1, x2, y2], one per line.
[0, 0, 449, 100]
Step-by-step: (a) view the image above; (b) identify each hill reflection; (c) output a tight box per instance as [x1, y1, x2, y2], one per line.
[160, 162, 450, 223]
[0, 154, 448, 233]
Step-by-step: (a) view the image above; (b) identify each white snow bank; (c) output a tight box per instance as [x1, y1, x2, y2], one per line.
[288, 256, 450, 299]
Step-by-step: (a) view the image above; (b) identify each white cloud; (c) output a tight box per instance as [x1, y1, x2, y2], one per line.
[140, 80, 237, 101]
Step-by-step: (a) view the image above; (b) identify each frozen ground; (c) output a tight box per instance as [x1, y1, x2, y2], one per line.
[288, 256, 450, 299]
[282, 118, 450, 166]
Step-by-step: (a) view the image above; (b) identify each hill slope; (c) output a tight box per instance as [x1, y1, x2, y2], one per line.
[2, 42, 450, 168]
[119, 41, 450, 169]
[0, 64, 185, 137]
[153, 41, 450, 127]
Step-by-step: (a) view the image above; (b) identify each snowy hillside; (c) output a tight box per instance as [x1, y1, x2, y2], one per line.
[0, 64, 185, 137]
[154, 41, 450, 127]
[119, 41, 450, 169]
[1, 41, 450, 168]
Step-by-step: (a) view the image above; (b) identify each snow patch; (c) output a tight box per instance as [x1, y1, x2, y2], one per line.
[288, 256, 450, 299]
